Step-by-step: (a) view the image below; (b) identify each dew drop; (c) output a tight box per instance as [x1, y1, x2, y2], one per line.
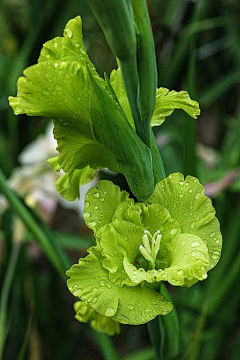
[118, 315, 129, 323]
[191, 250, 204, 258]
[55, 84, 61, 91]
[106, 283, 112, 289]
[65, 28, 73, 38]
[83, 211, 91, 218]
[127, 305, 134, 311]
[195, 192, 200, 199]
[100, 198, 105, 202]
[85, 201, 90, 207]
[202, 273, 207, 279]
[179, 181, 184, 185]
[191, 240, 200, 247]
[53, 41, 59, 47]
[105, 307, 115, 317]
[190, 222, 196, 229]
[210, 232, 215, 238]
[91, 296, 98, 304]
[88, 221, 96, 227]
[179, 194, 184, 198]
[94, 205, 99, 210]
[93, 192, 100, 198]
[177, 269, 184, 276]
[99, 280, 105, 287]
[216, 239, 220, 244]
[212, 254, 218, 260]
[170, 228, 177, 235]
[189, 189, 193, 193]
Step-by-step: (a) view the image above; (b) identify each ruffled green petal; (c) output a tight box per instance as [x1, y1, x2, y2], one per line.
[8, 16, 105, 139]
[146, 173, 222, 270]
[151, 88, 200, 126]
[47, 157, 61, 172]
[91, 312, 120, 336]
[55, 167, 96, 201]
[53, 121, 119, 176]
[9, 59, 95, 138]
[99, 221, 145, 287]
[38, 16, 84, 63]
[74, 300, 120, 336]
[67, 246, 173, 325]
[161, 233, 209, 286]
[83, 180, 133, 233]
[74, 300, 94, 323]
[110, 67, 135, 129]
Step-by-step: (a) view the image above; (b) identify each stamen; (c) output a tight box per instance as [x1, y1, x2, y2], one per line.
[139, 229, 162, 270]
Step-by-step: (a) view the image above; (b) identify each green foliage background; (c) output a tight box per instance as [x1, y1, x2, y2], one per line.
[0, 0, 240, 359]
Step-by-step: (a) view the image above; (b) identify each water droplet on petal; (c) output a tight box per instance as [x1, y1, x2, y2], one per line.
[127, 305, 134, 311]
[106, 283, 112, 289]
[91, 296, 98, 304]
[55, 84, 61, 91]
[100, 198, 105, 202]
[88, 221, 96, 227]
[170, 228, 177, 235]
[191, 240, 200, 247]
[85, 201, 90, 207]
[210, 232, 215, 238]
[94, 205, 99, 210]
[65, 28, 73, 38]
[190, 222, 196, 229]
[93, 192, 100, 198]
[177, 269, 184, 276]
[179, 181, 184, 185]
[118, 315, 129, 323]
[195, 192, 201, 199]
[99, 280, 105, 287]
[105, 307, 115, 317]
[53, 41, 59, 47]
[189, 189, 193, 193]
[83, 211, 91, 218]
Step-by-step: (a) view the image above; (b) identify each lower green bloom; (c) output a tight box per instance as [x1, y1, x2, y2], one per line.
[67, 173, 222, 328]
[74, 300, 120, 336]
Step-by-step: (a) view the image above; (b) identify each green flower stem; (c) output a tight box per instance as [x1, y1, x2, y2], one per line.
[151, 131, 166, 184]
[89, 329, 120, 360]
[0, 242, 20, 360]
[0, 169, 70, 278]
[131, 0, 158, 148]
[147, 317, 161, 360]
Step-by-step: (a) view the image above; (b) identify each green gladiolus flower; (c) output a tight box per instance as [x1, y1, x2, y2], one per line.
[67, 173, 222, 330]
[9, 16, 200, 202]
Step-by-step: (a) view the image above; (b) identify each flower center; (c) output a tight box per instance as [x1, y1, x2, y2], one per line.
[139, 230, 162, 270]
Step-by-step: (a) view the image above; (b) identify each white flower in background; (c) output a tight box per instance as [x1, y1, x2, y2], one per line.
[1, 124, 98, 221]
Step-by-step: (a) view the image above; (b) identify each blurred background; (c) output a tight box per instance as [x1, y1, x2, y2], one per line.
[0, 0, 240, 359]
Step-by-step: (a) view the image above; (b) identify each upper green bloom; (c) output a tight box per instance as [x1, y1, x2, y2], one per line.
[67, 173, 222, 330]
[9, 16, 200, 202]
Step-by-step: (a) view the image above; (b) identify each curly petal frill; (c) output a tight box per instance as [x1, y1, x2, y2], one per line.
[67, 173, 222, 326]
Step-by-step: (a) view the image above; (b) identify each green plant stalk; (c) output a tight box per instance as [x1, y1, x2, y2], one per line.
[90, 329, 120, 360]
[147, 317, 161, 360]
[0, 242, 20, 360]
[0, 169, 69, 278]
[131, 0, 158, 148]
[87, 0, 142, 144]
